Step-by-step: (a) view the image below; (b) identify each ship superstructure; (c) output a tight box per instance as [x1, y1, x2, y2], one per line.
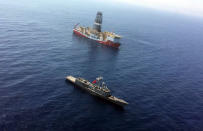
[73, 12, 122, 48]
[66, 76, 128, 106]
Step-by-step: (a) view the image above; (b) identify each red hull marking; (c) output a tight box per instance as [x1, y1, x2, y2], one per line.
[73, 29, 120, 48]
[73, 29, 88, 38]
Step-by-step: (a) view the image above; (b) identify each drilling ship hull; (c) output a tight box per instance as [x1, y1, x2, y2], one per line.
[73, 11, 122, 48]
[73, 29, 120, 48]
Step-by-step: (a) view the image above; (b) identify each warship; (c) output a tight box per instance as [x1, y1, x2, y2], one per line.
[73, 11, 122, 48]
[66, 76, 128, 106]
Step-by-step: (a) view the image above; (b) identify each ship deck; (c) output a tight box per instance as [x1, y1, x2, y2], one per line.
[66, 76, 76, 83]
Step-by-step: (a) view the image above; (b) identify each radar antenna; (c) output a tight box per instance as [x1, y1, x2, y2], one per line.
[96, 76, 103, 87]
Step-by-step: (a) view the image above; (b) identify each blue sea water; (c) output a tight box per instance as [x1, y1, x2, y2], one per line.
[0, 0, 203, 130]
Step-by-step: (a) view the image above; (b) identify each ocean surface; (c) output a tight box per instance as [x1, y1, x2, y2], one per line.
[0, 0, 203, 130]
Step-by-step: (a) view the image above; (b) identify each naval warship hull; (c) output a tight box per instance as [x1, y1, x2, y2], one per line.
[75, 82, 127, 106]
[66, 76, 128, 106]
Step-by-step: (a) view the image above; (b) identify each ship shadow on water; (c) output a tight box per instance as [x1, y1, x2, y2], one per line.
[65, 80, 125, 111]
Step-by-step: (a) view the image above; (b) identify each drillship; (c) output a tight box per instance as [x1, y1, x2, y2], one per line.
[66, 76, 128, 106]
[73, 11, 122, 48]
